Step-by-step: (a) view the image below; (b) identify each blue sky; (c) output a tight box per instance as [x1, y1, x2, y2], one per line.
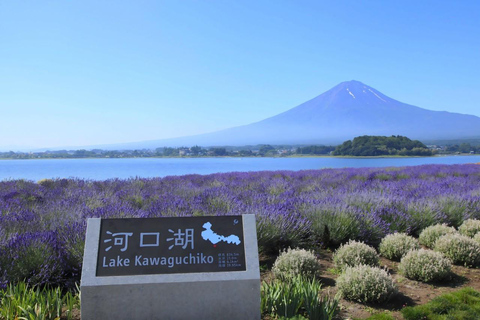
[1, 1, 479, 150]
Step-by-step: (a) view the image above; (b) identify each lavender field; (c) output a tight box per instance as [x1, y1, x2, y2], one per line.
[1, 164, 480, 289]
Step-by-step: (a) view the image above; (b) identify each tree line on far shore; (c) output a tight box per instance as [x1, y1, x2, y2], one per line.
[0, 145, 334, 159]
[2, 135, 480, 159]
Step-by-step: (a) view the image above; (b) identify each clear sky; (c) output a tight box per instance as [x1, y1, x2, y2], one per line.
[1, 0, 479, 150]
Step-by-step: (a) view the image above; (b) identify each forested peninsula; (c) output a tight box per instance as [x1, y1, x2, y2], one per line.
[332, 135, 434, 156]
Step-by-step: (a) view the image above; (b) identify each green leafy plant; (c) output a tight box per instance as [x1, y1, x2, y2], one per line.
[434, 233, 480, 267]
[261, 276, 339, 320]
[398, 249, 452, 282]
[333, 240, 379, 270]
[261, 278, 303, 318]
[336, 265, 397, 303]
[0, 282, 80, 320]
[301, 277, 339, 320]
[459, 219, 480, 238]
[378, 233, 419, 261]
[272, 248, 321, 280]
[418, 223, 457, 248]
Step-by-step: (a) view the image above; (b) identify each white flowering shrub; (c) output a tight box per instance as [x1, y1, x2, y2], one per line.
[398, 249, 452, 282]
[272, 248, 321, 280]
[336, 265, 397, 303]
[434, 234, 480, 267]
[379, 233, 419, 261]
[418, 224, 457, 248]
[473, 233, 480, 244]
[459, 219, 480, 238]
[333, 240, 379, 270]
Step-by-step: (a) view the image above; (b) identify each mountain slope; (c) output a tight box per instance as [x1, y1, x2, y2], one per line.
[99, 80, 480, 149]
[244, 80, 480, 143]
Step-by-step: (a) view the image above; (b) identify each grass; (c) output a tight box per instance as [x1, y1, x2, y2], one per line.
[362, 313, 396, 320]
[401, 287, 480, 320]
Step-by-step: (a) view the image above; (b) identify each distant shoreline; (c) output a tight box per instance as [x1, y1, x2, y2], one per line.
[1, 153, 477, 161]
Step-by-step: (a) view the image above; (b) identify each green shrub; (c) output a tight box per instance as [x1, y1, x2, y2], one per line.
[398, 249, 452, 282]
[434, 234, 480, 267]
[378, 233, 419, 261]
[459, 219, 480, 238]
[272, 248, 321, 280]
[336, 265, 397, 303]
[333, 240, 379, 270]
[418, 223, 457, 248]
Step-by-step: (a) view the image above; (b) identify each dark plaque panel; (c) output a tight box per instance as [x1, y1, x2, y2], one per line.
[96, 216, 246, 277]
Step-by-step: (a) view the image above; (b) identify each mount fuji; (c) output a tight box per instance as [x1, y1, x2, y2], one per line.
[105, 80, 480, 149]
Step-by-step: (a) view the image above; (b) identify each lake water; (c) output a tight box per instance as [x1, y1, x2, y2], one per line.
[1, 156, 480, 181]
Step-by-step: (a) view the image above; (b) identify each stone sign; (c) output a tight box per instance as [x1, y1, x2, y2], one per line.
[81, 214, 260, 320]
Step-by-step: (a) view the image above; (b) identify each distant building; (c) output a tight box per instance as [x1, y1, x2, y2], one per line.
[427, 145, 443, 151]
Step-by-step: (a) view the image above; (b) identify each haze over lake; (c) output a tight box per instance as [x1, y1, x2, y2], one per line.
[1, 156, 479, 181]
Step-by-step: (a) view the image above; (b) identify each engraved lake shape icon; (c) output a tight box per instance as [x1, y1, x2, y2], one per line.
[201, 222, 241, 245]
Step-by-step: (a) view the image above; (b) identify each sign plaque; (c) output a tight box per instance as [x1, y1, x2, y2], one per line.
[81, 214, 260, 320]
[96, 216, 246, 276]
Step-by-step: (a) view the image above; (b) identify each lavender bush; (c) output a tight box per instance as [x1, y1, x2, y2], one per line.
[1, 164, 480, 288]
